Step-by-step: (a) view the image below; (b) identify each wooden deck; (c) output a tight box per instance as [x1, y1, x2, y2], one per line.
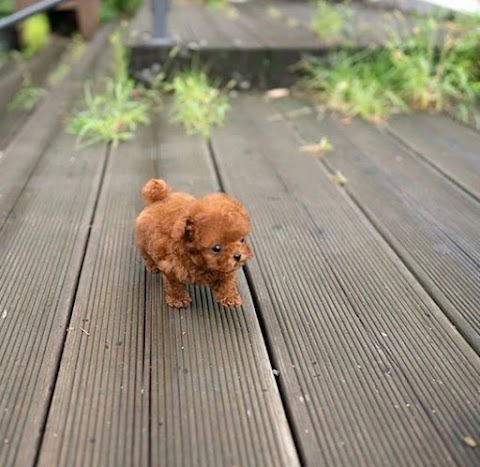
[1, 11, 480, 467]
[129, 0, 419, 87]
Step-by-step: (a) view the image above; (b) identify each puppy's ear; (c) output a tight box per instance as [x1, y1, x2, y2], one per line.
[172, 216, 195, 242]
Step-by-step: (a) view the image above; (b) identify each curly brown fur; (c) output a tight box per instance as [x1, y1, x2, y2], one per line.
[135, 179, 253, 308]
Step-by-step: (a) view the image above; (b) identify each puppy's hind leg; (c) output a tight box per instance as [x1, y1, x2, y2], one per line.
[163, 276, 192, 308]
[139, 247, 160, 274]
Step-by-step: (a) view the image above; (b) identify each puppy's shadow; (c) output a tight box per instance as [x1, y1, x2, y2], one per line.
[144, 271, 250, 341]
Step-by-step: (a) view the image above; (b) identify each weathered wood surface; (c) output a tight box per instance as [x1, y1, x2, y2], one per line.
[38, 119, 298, 467]
[1, 25, 480, 464]
[388, 113, 480, 201]
[129, 0, 420, 88]
[279, 98, 480, 354]
[131, 0, 414, 48]
[0, 24, 113, 229]
[209, 94, 480, 466]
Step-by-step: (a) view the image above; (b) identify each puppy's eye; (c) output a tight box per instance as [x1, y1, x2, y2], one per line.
[212, 244, 223, 253]
[240, 237, 246, 243]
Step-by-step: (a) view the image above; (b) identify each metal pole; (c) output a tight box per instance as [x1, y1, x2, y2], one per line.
[0, 0, 69, 30]
[151, 0, 171, 44]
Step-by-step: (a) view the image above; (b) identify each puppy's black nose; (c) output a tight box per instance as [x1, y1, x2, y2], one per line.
[233, 253, 242, 262]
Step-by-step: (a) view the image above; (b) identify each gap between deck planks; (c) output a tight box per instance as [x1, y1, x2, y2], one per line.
[209, 94, 480, 466]
[38, 117, 299, 467]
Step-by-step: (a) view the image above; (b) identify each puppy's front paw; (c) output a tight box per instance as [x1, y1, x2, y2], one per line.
[165, 294, 192, 309]
[217, 294, 242, 308]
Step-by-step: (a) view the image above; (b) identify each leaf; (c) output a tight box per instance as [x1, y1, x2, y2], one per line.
[264, 88, 290, 100]
[463, 436, 477, 448]
[331, 170, 348, 186]
[300, 137, 334, 157]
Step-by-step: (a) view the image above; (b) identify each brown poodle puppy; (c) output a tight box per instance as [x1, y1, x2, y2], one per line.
[135, 179, 253, 308]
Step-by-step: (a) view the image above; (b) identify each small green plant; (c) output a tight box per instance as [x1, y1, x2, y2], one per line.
[267, 6, 282, 20]
[67, 29, 156, 147]
[390, 14, 480, 113]
[301, 50, 407, 122]
[21, 13, 50, 59]
[67, 80, 151, 147]
[69, 34, 86, 62]
[300, 12, 480, 123]
[110, 27, 129, 83]
[167, 70, 231, 139]
[48, 63, 70, 86]
[8, 76, 46, 111]
[205, 0, 227, 10]
[47, 35, 84, 86]
[101, 0, 142, 22]
[311, 1, 352, 42]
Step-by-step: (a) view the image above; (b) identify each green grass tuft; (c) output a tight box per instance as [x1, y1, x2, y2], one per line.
[300, 13, 480, 123]
[167, 70, 230, 139]
[67, 29, 156, 148]
[311, 1, 352, 42]
[67, 79, 151, 147]
[205, 0, 228, 10]
[8, 76, 46, 111]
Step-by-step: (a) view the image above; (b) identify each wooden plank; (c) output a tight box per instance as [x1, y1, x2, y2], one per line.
[148, 119, 298, 466]
[210, 94, 480, 466]
[37, 134, 150, 467]
[199, 7, 264, 48]
[177, 5, 229, 46]
[233, 3, 318, 48]
[388, 113, 480, 201]
[168, 6, 197, 43]
[0, 23, 112, 230]
[281, 102, 480, 352]
[131, 0, 416, 50]
[0, 132, 108, 467]
[39, 117, 299, 466]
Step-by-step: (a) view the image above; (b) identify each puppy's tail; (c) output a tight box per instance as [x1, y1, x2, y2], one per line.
[142, 179, 172, 205]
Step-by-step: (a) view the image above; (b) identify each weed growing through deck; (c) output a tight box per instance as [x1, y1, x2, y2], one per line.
[267, 6, 283, 20]
[300, 137, 334, 158]
[300, 11, 480, 124]
[204, 0, 228, 10]
[45, 36, 85, 86]
[166, 69, 231, 139]
[8, 75, 46, 111]
[67, 29, 156, 148]
[67, 79, 151, 147]
[101, 0, 142, 22]
[68, 29, 231, 146]
[311, 1, 353, 42]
